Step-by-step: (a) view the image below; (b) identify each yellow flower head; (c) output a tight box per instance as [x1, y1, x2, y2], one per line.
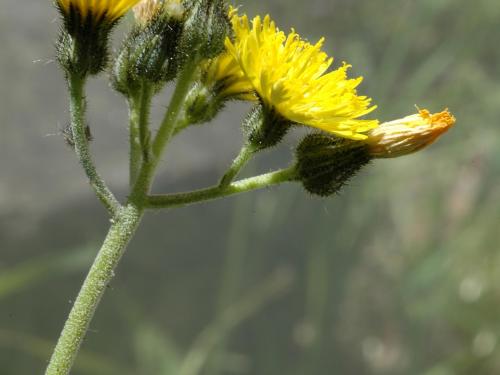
[366, 108, 455, 158]
[57, 0, 141, 24]
[203, 52, 256, 101]
[225, 10, 378, 140]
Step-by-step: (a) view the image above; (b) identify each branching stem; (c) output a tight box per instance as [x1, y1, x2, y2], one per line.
[219, 143, 257, 188]
[47, 61, 201, 375]
[146, 166, 298, 209]
[47, 55, 297, 375]
[130, 57, 199, 202]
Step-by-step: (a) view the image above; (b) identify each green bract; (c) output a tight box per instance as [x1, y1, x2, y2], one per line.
[296, 134, 372, 197]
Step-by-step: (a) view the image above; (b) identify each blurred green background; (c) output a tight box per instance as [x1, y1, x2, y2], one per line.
[1, 0, 500, 374]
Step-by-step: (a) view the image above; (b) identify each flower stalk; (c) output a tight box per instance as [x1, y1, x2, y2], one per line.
[68, 75, 121, 216]
[45, 205, 143, 375]
[128, 82, 154, 186]
[218, 143, 257, 188]
[147, 166, 298, 209]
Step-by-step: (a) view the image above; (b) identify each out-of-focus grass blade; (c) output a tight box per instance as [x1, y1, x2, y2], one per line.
[178, 266, 295, 375]
[0, 329, 135, 375]
[111, 291, 182, 375]
[0, 246, 95, 300]
[133, 324, 181, 375]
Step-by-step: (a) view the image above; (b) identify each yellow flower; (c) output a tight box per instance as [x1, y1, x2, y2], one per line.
[225, 10, 378, 140]
[203, 52, 256, 101]
[366, 108, 455, 158]
[57, 0, 141, 23]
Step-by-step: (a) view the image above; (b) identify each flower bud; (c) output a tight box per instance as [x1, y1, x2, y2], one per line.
[244, 105, 292, 151]
[180, 0, 231, 61]
[134, 0, 185, 25]
[55, 0, 140, 77]
[112, 1, 185, 96]
[366, 108, 455, 158]
[296, 134, 371, 197]
[182, 52, 256, 125]
[183, 83, 223, 125]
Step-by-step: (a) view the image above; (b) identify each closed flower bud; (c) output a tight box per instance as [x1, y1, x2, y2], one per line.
[55, 0, 140, 77]
[180, 0, 231, 61]
[366, 108, 455, 158]
[183, 83, 222, 125]
[113, 1, 185, 96]
[296, 134, 371, 197]
[244, 105, 292, 151]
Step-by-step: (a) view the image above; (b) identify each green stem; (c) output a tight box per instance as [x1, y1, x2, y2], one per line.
[205, 187, 254, 375]
[138, 82, 153, 161]
[68, 75, 121, 217]
[45, 205, 144, 375]
[130, 58, 198, 202]
[152, 58, 198, 161]
[49, 51, 296, 375]
[47, 61, 198, 374]
[46, 76, 152, 375]
[128, 94, 141, 187]
[146, 166, 298, 209]
[128, 83, 153, 187]
[219, 143, 257, 188]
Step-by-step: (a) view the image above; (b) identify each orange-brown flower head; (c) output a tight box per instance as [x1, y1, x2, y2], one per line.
[366, 108, 455, 158]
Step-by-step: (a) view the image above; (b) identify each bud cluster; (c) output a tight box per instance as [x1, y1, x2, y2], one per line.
[55, 0, 231, 86]
[53, 1, 456, 200]
[113, 1, 186, 96]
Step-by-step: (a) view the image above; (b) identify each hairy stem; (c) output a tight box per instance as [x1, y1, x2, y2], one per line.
[68, 75, 121, 216]
[48, 60, 199, 374]
[45, 205, 144, 375]
[146, 166, 298, 209]
[152, 58, 198, 161]
[219, 143, 257, 188]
